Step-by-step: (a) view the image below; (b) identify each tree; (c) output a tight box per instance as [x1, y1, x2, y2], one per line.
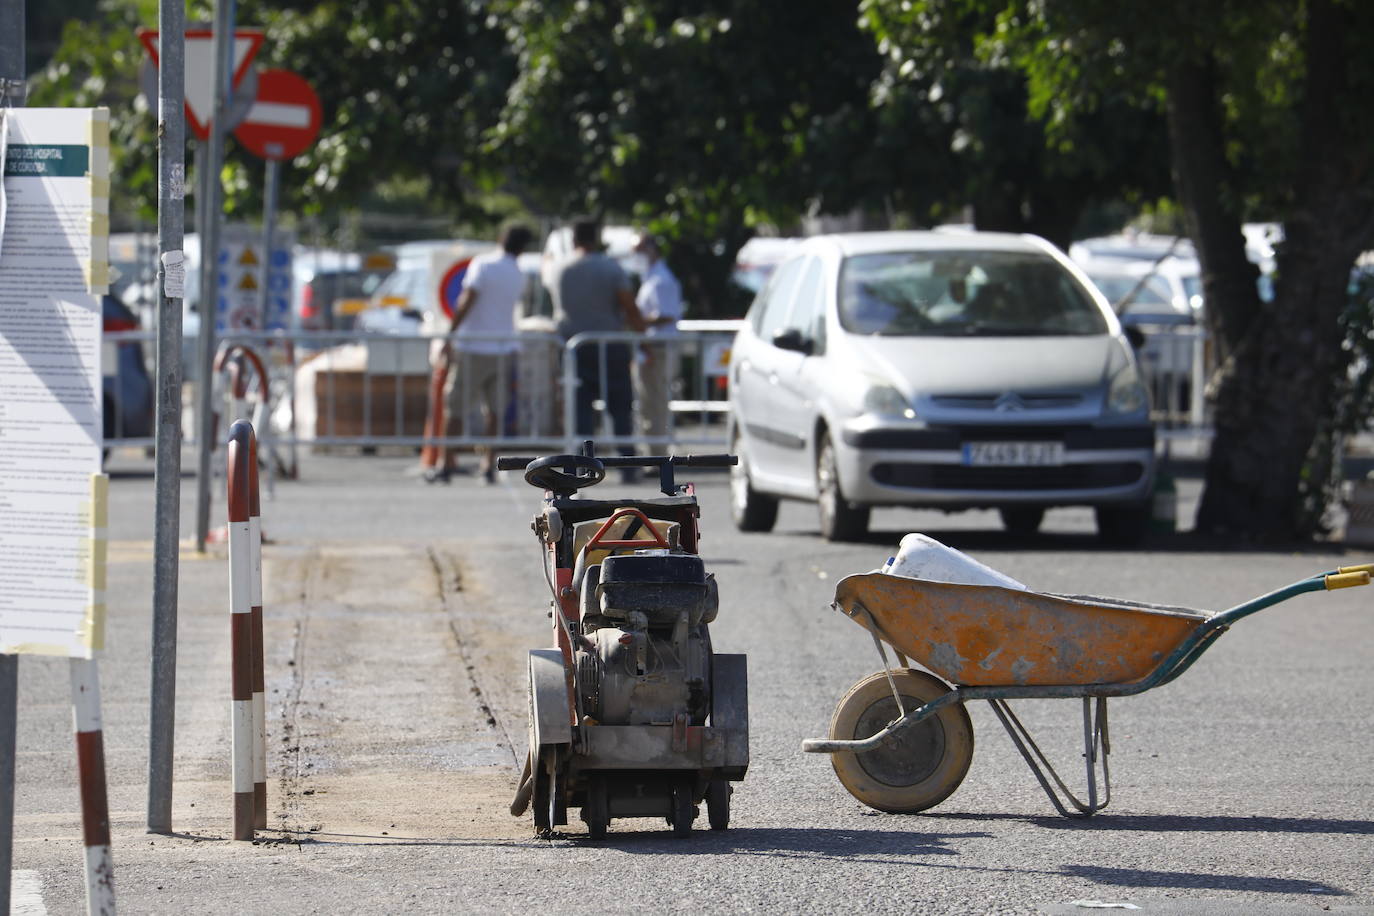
[488, 0, 881, 316]
[30, 0, 517, 237]
[859, 0, 1171, 248]
[1005, 0, 1374, 540]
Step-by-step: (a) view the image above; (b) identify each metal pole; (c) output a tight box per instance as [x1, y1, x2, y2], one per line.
[0, 656, 15, 916]
[148, 0, 186, 834]
[258, 159, 280, 496]
[259, 159, 278, 330]
[0, 0, 24, 903]
[194, 0, 235, 551]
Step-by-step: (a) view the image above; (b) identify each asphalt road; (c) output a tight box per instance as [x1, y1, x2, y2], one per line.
[9, 448, 1374, 915]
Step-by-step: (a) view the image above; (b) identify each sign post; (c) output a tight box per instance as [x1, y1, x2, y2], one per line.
[137, 21, 265, 553]
[148, 0, 187, 837]
[232, 68, 323, 329]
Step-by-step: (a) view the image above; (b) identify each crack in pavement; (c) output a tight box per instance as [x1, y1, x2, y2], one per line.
[428, 545, 521, 771]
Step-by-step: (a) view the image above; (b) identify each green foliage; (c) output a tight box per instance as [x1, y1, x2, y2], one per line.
[488, 0, 881, 315]
[858, 0, 1171, 246]
[28, 1, 160, 226]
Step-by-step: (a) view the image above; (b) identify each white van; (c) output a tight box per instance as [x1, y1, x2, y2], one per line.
[362, 239, 493, 335]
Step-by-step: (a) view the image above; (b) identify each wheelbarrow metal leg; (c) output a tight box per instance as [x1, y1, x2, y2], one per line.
[987, 696, 1111, 818]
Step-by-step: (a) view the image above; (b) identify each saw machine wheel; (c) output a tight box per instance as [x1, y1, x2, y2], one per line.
[583, 774, 610, 840]
[669, 778, 696, 838]
[706, 779, 731, 831]
[532, 746, 564, 835]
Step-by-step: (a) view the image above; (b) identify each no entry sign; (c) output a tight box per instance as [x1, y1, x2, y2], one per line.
[233, 69, 323, 161]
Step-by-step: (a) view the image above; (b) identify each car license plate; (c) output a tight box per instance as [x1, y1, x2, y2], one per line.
[962, 441, 1065, 466]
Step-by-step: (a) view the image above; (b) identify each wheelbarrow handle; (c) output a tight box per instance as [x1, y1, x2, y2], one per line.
[1336, 562, 1374, 576]
[1325, 570, 1371, 590]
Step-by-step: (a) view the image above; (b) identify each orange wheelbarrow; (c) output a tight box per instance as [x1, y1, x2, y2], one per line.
[802, 565, 1372, 817]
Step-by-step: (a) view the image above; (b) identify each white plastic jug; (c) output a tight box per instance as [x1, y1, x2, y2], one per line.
[883, 533, 1027, 590]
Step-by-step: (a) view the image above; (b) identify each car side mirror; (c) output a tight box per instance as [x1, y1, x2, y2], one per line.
[1123, 326, 1146, 350]
[772, 328, 813, 355]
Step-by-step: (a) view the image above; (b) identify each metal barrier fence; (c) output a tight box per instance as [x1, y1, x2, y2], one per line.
[102, 319, 1210, 455]
[102, 320, 741, 456]
[1129, 321, 1209, 432]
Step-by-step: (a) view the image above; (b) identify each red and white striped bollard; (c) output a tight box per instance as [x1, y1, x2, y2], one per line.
[227, 420, 256, 840]
[248, 428, 267, 829]
[71, 657, 115, 913]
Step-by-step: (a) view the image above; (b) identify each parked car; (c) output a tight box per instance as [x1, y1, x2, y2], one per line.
[102, 294, 155, 446]
[727, 230, 1156, 543]
[295, 250, 393, 333]
[363, 239, 491, 334]
[731, 236, 802, 295]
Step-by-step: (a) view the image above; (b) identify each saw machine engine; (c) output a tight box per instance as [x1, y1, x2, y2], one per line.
[576, 550, 718, 728]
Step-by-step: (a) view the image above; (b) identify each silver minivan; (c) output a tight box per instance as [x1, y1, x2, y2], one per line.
[727, 230, 1157, 543]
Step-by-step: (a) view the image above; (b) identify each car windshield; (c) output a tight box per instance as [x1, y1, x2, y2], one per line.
[1088, 274, 1173, 311]
[839, 250, 1108, 337]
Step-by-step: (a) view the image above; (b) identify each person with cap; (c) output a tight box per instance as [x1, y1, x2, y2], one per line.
[631, 233, 683, 452]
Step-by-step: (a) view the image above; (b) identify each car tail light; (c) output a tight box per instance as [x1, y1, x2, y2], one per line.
[103, 316, 137, 333]
[300, 284, 318, 320]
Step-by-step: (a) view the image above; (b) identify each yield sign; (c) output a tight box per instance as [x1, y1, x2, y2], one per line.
[138, 28, 265, 141]
[233, 69, 323, 161]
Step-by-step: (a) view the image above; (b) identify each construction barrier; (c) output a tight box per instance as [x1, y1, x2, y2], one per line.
[226, 420, 266, 840]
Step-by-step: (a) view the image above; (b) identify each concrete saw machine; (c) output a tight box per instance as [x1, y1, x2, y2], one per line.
[500, 443, 749, 838]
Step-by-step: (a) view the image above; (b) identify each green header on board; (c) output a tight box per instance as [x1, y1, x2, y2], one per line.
[3, 144, 91, 178]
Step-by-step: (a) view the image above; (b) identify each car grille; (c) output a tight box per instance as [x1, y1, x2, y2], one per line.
[871, 462, 1146, 491]
[930, 392, 1083, 410]
[845, 426, 1155, 450]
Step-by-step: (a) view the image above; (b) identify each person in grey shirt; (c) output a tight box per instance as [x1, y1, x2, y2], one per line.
[547, 218, 647, 473]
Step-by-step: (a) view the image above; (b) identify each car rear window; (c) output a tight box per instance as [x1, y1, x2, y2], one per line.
[839, 250, 1108, 337]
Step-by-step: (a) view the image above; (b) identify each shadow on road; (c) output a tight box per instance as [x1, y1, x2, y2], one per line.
[567, 825, 989, 860]
[1026, 812, 1374, 835]
[1059, 864, 1346, 896]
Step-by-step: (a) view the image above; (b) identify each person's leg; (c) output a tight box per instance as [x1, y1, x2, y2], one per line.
[474, 354, 502, 480]
[429, 357, 465, 482]
[605, 343, 636, 460]
[574, 343, 600, 438]
[636, 341, 671, 451]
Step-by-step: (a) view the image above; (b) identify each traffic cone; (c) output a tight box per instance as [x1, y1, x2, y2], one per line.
[420, 364, 448, 470]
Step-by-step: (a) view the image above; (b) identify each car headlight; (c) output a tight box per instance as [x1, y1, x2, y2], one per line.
[863, 383, 918, 420]
[1107, 362, 1148, 415]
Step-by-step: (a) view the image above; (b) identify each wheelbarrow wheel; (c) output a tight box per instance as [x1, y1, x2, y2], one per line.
[829, 669, 974, 814]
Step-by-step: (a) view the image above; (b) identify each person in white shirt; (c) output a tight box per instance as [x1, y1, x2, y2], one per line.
[428, 223, 533, 484]
[631, 233, 684, 451]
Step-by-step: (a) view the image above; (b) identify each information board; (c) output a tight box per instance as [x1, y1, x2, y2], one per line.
[0, 108, 110, 658]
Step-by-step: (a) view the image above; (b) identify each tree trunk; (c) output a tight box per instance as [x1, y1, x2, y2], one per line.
[1193, 0, 1374, 540]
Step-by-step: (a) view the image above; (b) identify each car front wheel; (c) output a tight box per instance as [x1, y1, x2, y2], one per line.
[817, 433, 869, 541]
